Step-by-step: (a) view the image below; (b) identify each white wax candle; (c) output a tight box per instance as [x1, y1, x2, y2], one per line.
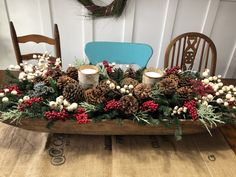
[145, 71, 161, 78]
[81, 68, 97, 74]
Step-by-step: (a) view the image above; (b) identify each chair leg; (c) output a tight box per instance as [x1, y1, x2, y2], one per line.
[104, 135, 112, 150]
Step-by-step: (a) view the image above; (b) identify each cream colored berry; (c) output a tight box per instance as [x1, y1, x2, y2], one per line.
[224, 102, 229, 107]
[120, 88, 126, 93]
[128, 84, 134, 89]
[226, 93, 232, 99]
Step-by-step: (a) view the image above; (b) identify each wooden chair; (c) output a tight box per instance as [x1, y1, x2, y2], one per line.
[85, 41, 153, 68]
[164, 32, 217, 75]
[9, 21, 61, 65]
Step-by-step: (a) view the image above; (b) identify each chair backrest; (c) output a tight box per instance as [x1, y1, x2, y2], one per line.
[9, 21, 61, 65]
[85, 42, 153, 68]
[164, 32, 217, 75]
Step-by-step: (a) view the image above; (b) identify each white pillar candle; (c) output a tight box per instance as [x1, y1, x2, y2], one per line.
[78, 65, 99, 89]
[80, 68, 97, 74]
[142, 68, 163, 86]
[145, 71, 162, 78]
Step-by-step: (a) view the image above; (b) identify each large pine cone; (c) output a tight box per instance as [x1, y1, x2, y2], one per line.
[166, 74, 179, 83]
[63, 83, 84, 103]
[134, 83, 151, 99]
[120, 95, 139, 114]
[84, 88, 106, 105]
[42, 69, 63, 83]
[177, 86, 193, 99]
[158, 78, 178, 95]
[96, 80, 112, 94]
[178, 77, 191, 87]
[57, 75, 78, 90]
[66, 67, 78, 81]
[120, 77, 139, 87]
[124, 68, 136, 79]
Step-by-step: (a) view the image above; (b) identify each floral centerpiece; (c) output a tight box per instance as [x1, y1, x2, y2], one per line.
[0, 53, 235, 139]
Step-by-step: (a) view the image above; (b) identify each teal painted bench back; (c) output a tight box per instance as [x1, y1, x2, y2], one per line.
[85, 42, 153, 67]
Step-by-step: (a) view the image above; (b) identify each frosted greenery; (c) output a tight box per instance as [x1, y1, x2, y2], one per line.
[0, 109, 23, 124]
[197, 104, 225, 136]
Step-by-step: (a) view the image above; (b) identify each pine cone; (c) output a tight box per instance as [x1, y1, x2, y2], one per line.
[166, 74, 179, 83]
[57, 75, 78, 90]
[44, 69, 63, 81]
[120, 77, 139, 87]
[63, 83, 84, 103]
[66, 67, 78, 81]
[84, 88, 105, 105]
[158, 78, 178, 94]
[124, 68, 136, 79]
[120, 95, 139, 114]
[178, 77, 191, 87]
[134, 83, 151, 99]
[177, 86, 193, 99]
[96, 80, 112, 94]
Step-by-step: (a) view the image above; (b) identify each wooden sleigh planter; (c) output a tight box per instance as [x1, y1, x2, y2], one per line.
[2, 118, 212, 135]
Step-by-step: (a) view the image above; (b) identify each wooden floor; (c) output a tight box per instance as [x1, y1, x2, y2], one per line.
[0, 123, 236, 177]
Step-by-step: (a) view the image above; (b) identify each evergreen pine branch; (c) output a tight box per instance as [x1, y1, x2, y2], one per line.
[133, 111, 152, 125]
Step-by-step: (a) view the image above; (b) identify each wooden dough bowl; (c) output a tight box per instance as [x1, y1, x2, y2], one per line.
[1, 119, 213, 135]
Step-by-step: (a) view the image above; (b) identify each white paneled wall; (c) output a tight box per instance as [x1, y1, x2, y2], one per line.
[0, 0, 236, 78]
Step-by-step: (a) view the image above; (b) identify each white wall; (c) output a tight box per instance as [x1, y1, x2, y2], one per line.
[0, 0, 236, 78]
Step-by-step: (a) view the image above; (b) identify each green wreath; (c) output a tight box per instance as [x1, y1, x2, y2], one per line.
[77, 0, 127, 17]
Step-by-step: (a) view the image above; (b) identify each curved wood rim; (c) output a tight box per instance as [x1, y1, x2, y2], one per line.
[1, 118, 214, 135]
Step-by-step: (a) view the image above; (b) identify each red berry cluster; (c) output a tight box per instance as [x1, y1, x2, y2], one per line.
[190, 80, 214, 96]
[44, 109, 68, 120]
[166, 66, 180, 75]
[75, 113, 91, 124]
[18, 97, 43, 111]
[184, 100, 198, 120]
[24, 97, 43, 107]
[104, 99, 122, 112]
[0, 84, 21, 95]
[102, 60, 113, 74]
[140, 100, 158, 112]
[74, 108, 90, 124]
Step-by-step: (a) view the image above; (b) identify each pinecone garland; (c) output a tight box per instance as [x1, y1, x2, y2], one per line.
[66, 67, 78, 81]
[84, 88, 106, 105]
[120, 95, 139, 114]
[124, 68, 136, 78]
[63, 83, 84, 103]
[134, 83, 151, 99]
[158, 78, 178, 94]
[120, 77, 139, 87]
[57, 75, 78, 90]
